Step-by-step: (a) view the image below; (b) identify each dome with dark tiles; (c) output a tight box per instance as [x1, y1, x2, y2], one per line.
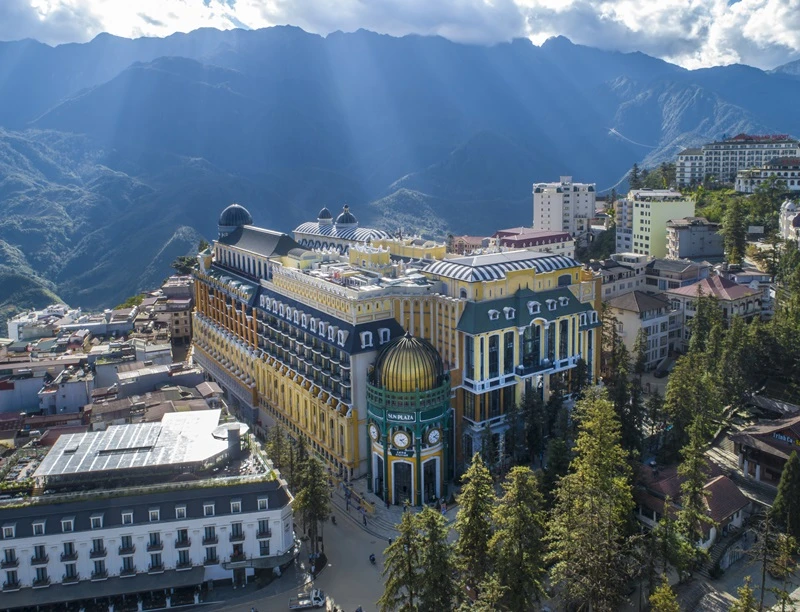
[318, 207, 332, 220]
[335, 204, 358, 227]
[219, 203, 253, 228]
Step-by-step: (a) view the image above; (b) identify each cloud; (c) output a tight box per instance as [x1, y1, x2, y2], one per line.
[1, 0, 799, 70]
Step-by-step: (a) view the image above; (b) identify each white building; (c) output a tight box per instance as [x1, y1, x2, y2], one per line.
[615, 190, 695, 258]
[675, 148, 704, 187]
[584, 252, 648, 302]
[37, 366, 95, 414]
[532, 176, 596, 241]
[736, 157, 800, 194]
[779, 199, 800, 247]
[7, 305, 81, 342]
[0, 410, 294, 611]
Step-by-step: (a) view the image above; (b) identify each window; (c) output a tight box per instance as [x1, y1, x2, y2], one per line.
[91, 538, 104, 554]
[122, 512, 133, 525]
[205, 547, 218, 563]
[177, 549, 191, 567]
[61, 519, 73, 533]
[175, 506, 186, 520]
[203, 526, 217, 544]
[488, 335, 499, 379]
[257, 519, 271, 538]
[547, 300, 557, 312]
[63, 563, 77, 579]
[93, 559, 106, 578]
[527, 301, 541, 315]
[148, 509, 160, 522]
[503, 307, 515, 320]
[32, 522, 44, 536]
[5, 569, 18, 587]
[90, 515, 103, 529]
[378, 328, 391, 344]
[258, 498, 268, 511]
[231, 522, 244, 539]
[259, 540, 270, 556]
[359, 331, 373, 349]
[559, 296, 569, 306]
[120, 535, 133, 553]
[33, 545, 46, 562]
[150, 553, 163, 571]
[121, 556, 134, 572]
[337, 330, 347, 347]
[203, 503, 215, 517]
[2, 526, 14, 539]
[4, 549, 16, 565]
[504, 331, 514, 375]
[230, 501, 242, 514]
[487, 309, 500, 321]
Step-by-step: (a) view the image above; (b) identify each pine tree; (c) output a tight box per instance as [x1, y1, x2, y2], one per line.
[721, 197, 748, 265]
[664, 353, 721, 454]
[687, 290, 723, 356]
[647, 390, 666, 452]
[293, 457, 330, 554]
[479, 426, 498, 470]
[630, 163, 642, 190]
[463, 573, 508, 612]
[265, 424, 289, 472]
[546, 390, 635, 611]
[489, 467, 546, 610]
[379, 512, 421, 612]
[772, 451, 800, 537]
[649, 575, 680, 612]
[768, 533, 798, 612]
[453, 453, 495, 595]
[521, 391, 547, 463]
[502, 399, 523, 467]
[416, 507, 457, 611]
[730, 576, 758, 612]
[541, 437, 570, 506]
[718, 315, 751, 409]
[633, 328, 648, 377]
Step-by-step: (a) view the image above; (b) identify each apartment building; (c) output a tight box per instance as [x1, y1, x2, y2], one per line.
[0, 410, 294, 611]
[666, 217, 724, 260]
[615, 190, 695, 258]
[491, 227, 575, 258]
[584, 252, 648, 301]
[532, 176, 596, 241]
[676, 148, 704, 187]
[606, 291, 671, 371]
[779, 199, 800, 247]
[736, 157, 800, 194]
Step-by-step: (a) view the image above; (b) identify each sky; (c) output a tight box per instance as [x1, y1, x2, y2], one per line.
[2, 0, 799, 70]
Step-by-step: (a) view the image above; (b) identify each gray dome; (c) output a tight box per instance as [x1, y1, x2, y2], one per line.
[335, 204, 358, 226]
[318, 207, 332, 220]
[219, 203, 253, 228]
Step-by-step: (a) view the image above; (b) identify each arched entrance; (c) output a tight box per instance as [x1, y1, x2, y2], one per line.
[393, 461, 413, 505]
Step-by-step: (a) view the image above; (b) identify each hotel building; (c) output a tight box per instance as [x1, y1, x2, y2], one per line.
[614, 190, 695, 258]
[532, 176, 596, 241]
[192, 203, 602, 498]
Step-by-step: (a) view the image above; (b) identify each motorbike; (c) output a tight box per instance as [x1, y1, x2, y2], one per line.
[369, 554, 376, 565]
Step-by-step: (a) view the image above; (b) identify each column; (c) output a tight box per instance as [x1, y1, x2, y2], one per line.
[755, 463, 761, 482]
[415, 428, 422, 507]
[742, 458, 749, 478]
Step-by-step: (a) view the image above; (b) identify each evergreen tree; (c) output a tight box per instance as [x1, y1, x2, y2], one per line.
[265, 424, 289, 472]
[541, 437, 570, 506]
[463, 574, 507, 612]
[521, 391, 547, 463]
[730, 576, 758, 612]
[546, 390, 635, 611]
[768, 533, 798, 612]
[489, 467, 546, 610]
[572, 357, 589, 397]
[379, 512, 421, 612]
[687, 290, 723, 356]
[416, 507, 457, 611]
[632, 328, 648, 377]
[718, 316, 752, 409]
[502, 399, 523, 466]
[453, 453, 495, 595]
[772, 451, 800, 537]
[479, 426, 498, 470]
[649, 575, 680, 612]
[630, 163, 642, 190]
[198, 239, 210, 252]
[664, 353, 721, 454]
[293, 457, 330, 554]
[646, 390, 666, 453]
[721, 197, 748, 264]
[675, 417, 713, 575]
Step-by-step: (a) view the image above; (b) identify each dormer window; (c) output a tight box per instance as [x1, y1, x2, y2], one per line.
[360, 331, 374, 348]
[319, 321, 327, 336]
[293, 310, 300, 324]
[488, 309, 500, 321]
[301, 315, 308, 328]
[272, 300, 279, 314]
[580, 313, 587, 326]
[310, 318, 317, 333]
[61, 519, 74, 533]
[503, 307, 515, 320]
[279, 304, 285, 317]
[378, 328, 391, 345]
[328, 326, 336, 342]
[547, 300, 557, 312]
[527, 301, 541, 315]
[559, 296, 569, 306]
[591, 311, 599, 324]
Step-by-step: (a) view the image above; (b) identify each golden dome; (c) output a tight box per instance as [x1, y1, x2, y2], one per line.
[373, 332, 445, 393]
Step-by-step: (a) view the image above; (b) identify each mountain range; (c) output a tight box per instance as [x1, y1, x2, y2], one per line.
[1, 26, 799, 320]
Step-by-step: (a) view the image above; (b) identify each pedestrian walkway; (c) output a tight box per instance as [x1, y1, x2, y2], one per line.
[330, 477, 458, 541]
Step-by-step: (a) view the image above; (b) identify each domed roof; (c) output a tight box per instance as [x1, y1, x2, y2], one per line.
[335, 204, 358, 226]
[218, 203, 253, 228]
[373, 332, 445, 393]
[318, 207, 332, 220]
[792, 215, 800, 228]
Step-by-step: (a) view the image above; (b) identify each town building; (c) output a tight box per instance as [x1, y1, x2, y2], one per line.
[193, 203, 602, 484]
[615, 190, 695, 257]
[606, 291, 672, 371]
[779, 199, 800, 247]
[665, 275, 764, 351]
[645, 258, 710, 292]
[666, 217, 724, 260]
[59, 308, 138, 338]
[448, 235, 490, 256]
[0, 410, 294, 611]
[6, 305, 81, 342]
[585, 252, 648, 301]
[735, 157, 800, 194]
[37, 365, 95, 414]
[154, 276, 195, 346]
[532, 176, 596, 241]
[371, 236, 446, 262]
[675, 147, 704, 187]
[0, 357, 86, 414]
[293, 205, 392, 254]
[491, 227, 575, 258]
[730, 414, 800, 486]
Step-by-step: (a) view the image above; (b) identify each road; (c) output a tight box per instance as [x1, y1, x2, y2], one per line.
[209, 511, 388, 612]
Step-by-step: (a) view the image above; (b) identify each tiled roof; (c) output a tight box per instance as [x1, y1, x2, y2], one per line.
[218, 225, 303, 257]
[704, 475, 750, 523]
[666, 275, 760, 301]
[607, 290, 669, 314]
[294, 222, 391, 242]
[423, 250, 579, 282]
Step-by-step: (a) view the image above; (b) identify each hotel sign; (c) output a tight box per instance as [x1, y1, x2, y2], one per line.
[387, 412, 416, 423]
[391, 449, 414, 458]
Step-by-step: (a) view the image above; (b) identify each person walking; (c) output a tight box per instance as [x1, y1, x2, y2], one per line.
[363, 512, 367, 527]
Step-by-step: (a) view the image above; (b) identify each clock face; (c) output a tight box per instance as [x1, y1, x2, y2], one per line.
[393, 431, 411, 449]
[369, 424, 380, 442]
[427, 428, 441, 445]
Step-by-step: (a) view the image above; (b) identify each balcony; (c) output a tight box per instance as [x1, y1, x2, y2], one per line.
[256, 528, 272, 539]
[202, 535, 219, 545]
[33, 577, 51, 588]
[2, 579, 21, 592]
[1, 558, 18, 569]
[176, 560, 193, 571]
[230, 552, 247, 563]
[31, 554, 49, 566]
[148, 563, 164, 574]
[120, 567, 136, 577]
[146, 541, 164, 552]
[204, 557, 219, 566]
[175, 538, 191, 549]
[60, 551, 78, 562]
[90, 547, 107, 559]
[62, 573, 80, 584]
[229, 532, 245, 543]
[119, 544, 136, 555]
[91, 570, 108, 581]
[514, 361, 550, 377]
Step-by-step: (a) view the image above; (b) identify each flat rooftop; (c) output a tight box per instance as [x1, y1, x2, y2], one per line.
[33, 409, 240, 479]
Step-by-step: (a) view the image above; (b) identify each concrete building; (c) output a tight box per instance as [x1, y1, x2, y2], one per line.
[615, 190, 695, 258]
[735, 157, 800, 194]
[532, 176, 596, 241]
[730, 414, 800, 486]
[192, 203, 601, 483]
[666, 217, 724, 260]
[58, 309, 138, 338]
[0, 410, 294, 611]
[675, 147, 704, 187]
[676, 133, 800, 186]
[779, 199, 800, 247]
[6, 305, 81, 342]
[491, 228, 575, 258]
[645, 258, 710, 292]
[37, 366, 95, 414]
[448, 235, 490, 256]
[606, 291, 671, 371]
[584, 253, 648, 301]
